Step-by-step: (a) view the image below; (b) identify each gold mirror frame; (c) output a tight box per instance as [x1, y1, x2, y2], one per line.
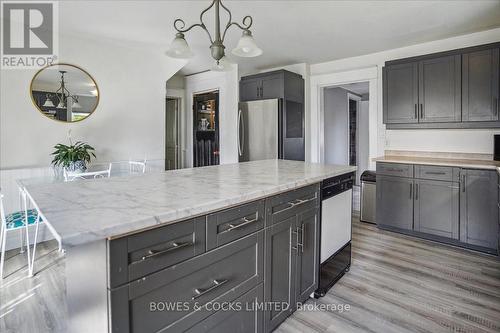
[30, 63, 100, 123]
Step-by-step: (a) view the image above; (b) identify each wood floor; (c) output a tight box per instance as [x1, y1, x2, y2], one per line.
[1, 218, 499, 333]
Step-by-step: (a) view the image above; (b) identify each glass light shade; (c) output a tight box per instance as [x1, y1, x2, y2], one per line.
[72, 99, 82, 109]
[166, 33, 193, 59]
[211, 56, 233, 72]
[232, 30, 262, 58]
[56, 100, 65, 109]
[42, 97, 55, 107]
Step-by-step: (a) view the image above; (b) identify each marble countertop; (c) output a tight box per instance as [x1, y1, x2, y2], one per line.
[21, 160, 356, 247]
[374, 155, 500, 170]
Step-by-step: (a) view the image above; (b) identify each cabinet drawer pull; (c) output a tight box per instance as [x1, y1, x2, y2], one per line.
[136, 241, 193, 263]
[192, 279, 228, 300]
[386, 168, 404, 173]
[425, 171, 446, 175]
[226, 214, 259, 232]
[462, 175, 466, 193]
[273, 195, 316, 214]
[409, 183, 413, 199]
[415, 183, 419, 200]
[298, 224, 305, 253]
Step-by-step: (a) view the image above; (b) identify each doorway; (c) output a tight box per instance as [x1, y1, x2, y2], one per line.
[166, 97, 181, 170]
[192, 90, 220, 167]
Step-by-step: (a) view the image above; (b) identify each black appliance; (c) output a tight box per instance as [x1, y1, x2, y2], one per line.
[495, 135, 500, 161]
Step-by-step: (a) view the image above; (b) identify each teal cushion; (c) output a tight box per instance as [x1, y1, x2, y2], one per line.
[5, 209, 39, 229]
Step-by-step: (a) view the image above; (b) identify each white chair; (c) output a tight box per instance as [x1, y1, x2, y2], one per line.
[0, 193, 39, 280]
[129, 159, 147, 174]
[63, 163, 112, 182]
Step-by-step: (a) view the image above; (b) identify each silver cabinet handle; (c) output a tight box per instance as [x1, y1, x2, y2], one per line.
[409, 183, 413, 199]
[387, 168, 404, 173]
[135, 241, 193, 263]
[414, 104, 418, 119]
[298, 224, 305, 253]
[415, 183, 419, 200]
[192, 279, 228, 300]
[420, 104, 424, 119]
[462, 175, 466, 193]
[226, 214, 259, 232]
[273, 195, 317, 215]
[425, 171, 446, 175]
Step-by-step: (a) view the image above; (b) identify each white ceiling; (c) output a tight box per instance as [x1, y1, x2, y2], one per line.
[60, 1, 500, 75]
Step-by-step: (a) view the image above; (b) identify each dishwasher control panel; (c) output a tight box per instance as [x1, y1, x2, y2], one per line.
[321, 172, 354, 199]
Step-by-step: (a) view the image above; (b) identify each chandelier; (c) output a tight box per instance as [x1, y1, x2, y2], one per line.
[166, 0, 262, 71]
[43, 71, 81, 109]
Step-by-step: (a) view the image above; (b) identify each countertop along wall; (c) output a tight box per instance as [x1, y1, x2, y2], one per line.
[310, 27, 500, 158]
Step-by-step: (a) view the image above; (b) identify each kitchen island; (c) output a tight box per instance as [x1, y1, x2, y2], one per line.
[21, 160, 356, 333]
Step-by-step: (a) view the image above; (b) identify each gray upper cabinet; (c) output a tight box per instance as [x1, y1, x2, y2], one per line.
[376, 175, 414, 231]
[413, 179, 459, 239]
[240, 78, 261, 102]
[418, 55, 461, 123]
[460, 169, 499, 252]
[383, 62, 419, 124]
[261, 74, 283, 100]
[462, 48, 500, 122]
[383, 42, 500, 129]
[240, 70, 303, 103]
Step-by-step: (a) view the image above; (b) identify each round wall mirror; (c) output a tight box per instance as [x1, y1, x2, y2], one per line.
[30, 63, 99, 122]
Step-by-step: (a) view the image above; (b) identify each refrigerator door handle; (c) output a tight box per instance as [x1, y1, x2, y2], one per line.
[238, 109, 244, 156]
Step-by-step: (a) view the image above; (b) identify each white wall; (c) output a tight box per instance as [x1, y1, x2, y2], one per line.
[0, 34, 187, 169]
[323, 87, 349, 165]
[310, 27, 500, 157]
[184, 67, 239, 167]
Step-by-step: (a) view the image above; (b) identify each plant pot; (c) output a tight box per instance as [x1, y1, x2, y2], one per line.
[67, 160, 87, 173]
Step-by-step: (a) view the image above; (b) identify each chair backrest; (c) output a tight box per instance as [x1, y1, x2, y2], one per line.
[0, 193, 6, 228]
[64, 163, 112, 182]
[129, 160, 147, 174]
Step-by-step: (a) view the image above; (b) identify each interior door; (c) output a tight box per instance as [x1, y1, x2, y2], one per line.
[166, 98, 180, 170]
[418, 55, 461, 123]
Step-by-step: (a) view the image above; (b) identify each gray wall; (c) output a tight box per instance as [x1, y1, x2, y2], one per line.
[323, 87, 349, 165]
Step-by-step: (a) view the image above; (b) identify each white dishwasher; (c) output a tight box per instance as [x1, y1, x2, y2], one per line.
[314, 172, 354, 298]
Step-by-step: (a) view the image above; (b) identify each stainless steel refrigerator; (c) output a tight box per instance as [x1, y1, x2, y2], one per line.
[238, 99, 304, 162]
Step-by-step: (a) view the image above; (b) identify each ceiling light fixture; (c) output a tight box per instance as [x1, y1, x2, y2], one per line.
[44, 70, 81, 110]
[166, 0, 262, 69]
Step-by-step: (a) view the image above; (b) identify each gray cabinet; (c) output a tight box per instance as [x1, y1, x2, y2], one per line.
[418, 55, 461, 123]
[240, 78, 261, 102]
[376, 175, 414, 231]
[414, 179, 459, 239]
[264, 216, 297, 332]
[460, 169, 499, 252]
[261, 74, 283, 100]
[264, 185, 320, 332]
[185, 284, 264, 333]
[462, 48, 500, 122]
[295, 208, 319, 304]
[383, 62, 418, 124]
[383, 42, 500, 129]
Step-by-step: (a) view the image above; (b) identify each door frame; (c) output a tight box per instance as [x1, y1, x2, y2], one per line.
[166, 90, 184, 169]
[310, 66, 378, 168]
[347, 93, 361, 184]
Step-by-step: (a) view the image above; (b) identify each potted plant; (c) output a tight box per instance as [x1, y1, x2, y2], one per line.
[51, 139, 96, 172]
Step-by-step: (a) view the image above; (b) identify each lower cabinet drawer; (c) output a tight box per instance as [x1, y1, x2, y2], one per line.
[415, 165, 459, 182]
[266, 184, 319, 226]
[185, 283, 264, 333]
[109, 230, 264, 333]
[376, 162, 414, 178]
[108, 217, 206, 287]
[206, 199, 265, 250]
